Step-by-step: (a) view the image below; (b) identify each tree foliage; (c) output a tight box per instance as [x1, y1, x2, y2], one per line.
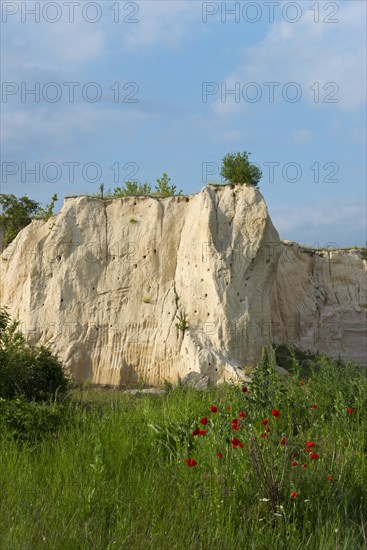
[0, 194, 40, 248]
[221, 151, 262, 187]
[0, 307, 69, 401]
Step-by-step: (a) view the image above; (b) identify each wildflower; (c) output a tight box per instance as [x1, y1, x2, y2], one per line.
[305, 441, 315, 448]
[280, 437, 287, 445]
[261, 419, 269, 426]
[266, 428, 271, 432]
[291, 461, 298, 467]
[239, 411, 246, 419]
[210, 405, 218, 413]
[185, 458, 197, 467]
[200, 417, 208, 425]
[299, 381, 305, 386]
[327, 475, 333, 481]
[261, 433, 267, 438]
[272, 409, 280, 418]
[301, 463, 308, 469]
[232, 423, 240, 431]
[290, 492, 297, 499]
[259, 498, 270, 502]
[292, 453, 297, 458]
[192, 429, 200, 436]
[347, 408, 354, 414]
[311, 404, 318, 409]
[231, 437, 244, 449]
[217, 452, 223, 459]
[198, 430, 207, 436]
[232, 418, 239, 424]
[309, 452, 319, 460]
[241, 386, 249, 393]
[227, 405, 231, 410]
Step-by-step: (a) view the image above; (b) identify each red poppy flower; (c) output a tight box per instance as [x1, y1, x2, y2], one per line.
[280, 437, 287, 445]
[261, 419, 269, 426]
[301, 463, 307, 469]
[311, 404, 318, 409]
[210, 406, 218, 413]
[261, 432, 267, 438]
[199, 430, 207, 436]
[266, 428, 271, 432]
[309, 452, 319, 460]
[292, 453, 297, 458]
[291, 461, 298, 467]
[299, 381, 305, 386]
[232, 424, 240, 431]
[218, 452, 223, 459]
[232, 418, 239, 424]
[327, 475, 333, 481]
[305, 441, 315, 448]
[231, 437, 244, 449]
[239, 411, 246, 419]
[192, 429, 200, 436]
[347, 408, 354, 414]
[185, 458, 197, 467]
[290, 491, 297, 499]
[241, 386, 249, 393]
[226, 405, 231, 410]
[272, 409, 280, 418]
[200, 417, 208, 425]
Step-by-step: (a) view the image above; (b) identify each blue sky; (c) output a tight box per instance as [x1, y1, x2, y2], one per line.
[1, 0, 366, 246]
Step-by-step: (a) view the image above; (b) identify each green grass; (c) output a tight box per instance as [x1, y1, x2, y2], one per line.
[0, 357, 366, 549]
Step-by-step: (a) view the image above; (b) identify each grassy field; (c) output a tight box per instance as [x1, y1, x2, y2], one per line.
[0, 356, 366, 550]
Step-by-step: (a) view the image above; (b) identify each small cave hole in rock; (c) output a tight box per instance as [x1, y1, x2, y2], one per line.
[154, 249, 157, 254]
[134, 264, 138, 269]
[204, 293, 207, 298]
[185, 197, 189, 202]
[143, 255, 146, 259]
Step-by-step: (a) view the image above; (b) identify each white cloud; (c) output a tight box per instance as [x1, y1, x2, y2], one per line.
[212, 1, 366, 114]
[270, 197, 366, 247]
[292, 130, 314, 145]
[122, 1, 201, 50]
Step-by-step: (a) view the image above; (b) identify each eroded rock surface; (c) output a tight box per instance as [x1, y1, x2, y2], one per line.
[271, 242, 367, 366]
[0, 185, 280, 385]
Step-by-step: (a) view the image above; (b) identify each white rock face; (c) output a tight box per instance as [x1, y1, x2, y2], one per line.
[271, 242, 367, 365]
[0, 185, 281, 385]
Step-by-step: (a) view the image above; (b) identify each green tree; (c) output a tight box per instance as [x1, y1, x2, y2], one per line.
[0, 194, 40, 248]
[37, 194, 58, 221]
[112, 181, 152, 197]
[0, 307, 69, 401]
[155, 173, 182, 197]
[221, 151, 262, 187]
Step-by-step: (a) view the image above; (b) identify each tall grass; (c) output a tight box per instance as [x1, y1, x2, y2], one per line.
[0, 357, 366, 549]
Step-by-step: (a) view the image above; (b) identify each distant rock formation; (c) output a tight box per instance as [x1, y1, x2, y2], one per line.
[1, 185, 365, 385]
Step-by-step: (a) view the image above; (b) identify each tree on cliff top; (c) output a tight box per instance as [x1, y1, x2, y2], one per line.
[221, 151, 262, 187]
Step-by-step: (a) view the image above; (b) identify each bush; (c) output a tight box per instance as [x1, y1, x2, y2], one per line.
[0, 193, 40, 248]
[0, 307, 69, 401]
[0, 397, 67, 441]
[221, 150, 262, 187]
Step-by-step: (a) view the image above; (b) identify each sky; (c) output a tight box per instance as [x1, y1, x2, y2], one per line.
[1, 0, 366, 247]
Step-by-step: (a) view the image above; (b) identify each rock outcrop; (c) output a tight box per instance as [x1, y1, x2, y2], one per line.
[1, 185, 365, 386]
[0, 185, 280, 385]
[271, 242, 367, 366]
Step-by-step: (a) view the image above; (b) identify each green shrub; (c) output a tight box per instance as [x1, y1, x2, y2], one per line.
[0, 307, 69, 401]
[0, 193, 40, 248]
[221, 150, 262, 187]
[154, 172, 182, 197]
[0, 397, 67, 441]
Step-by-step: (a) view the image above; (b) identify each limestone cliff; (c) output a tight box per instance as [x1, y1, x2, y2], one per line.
[1, 186, 365, 386]
[271, 242, 367, 366]
[0, 185, 280, 385]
